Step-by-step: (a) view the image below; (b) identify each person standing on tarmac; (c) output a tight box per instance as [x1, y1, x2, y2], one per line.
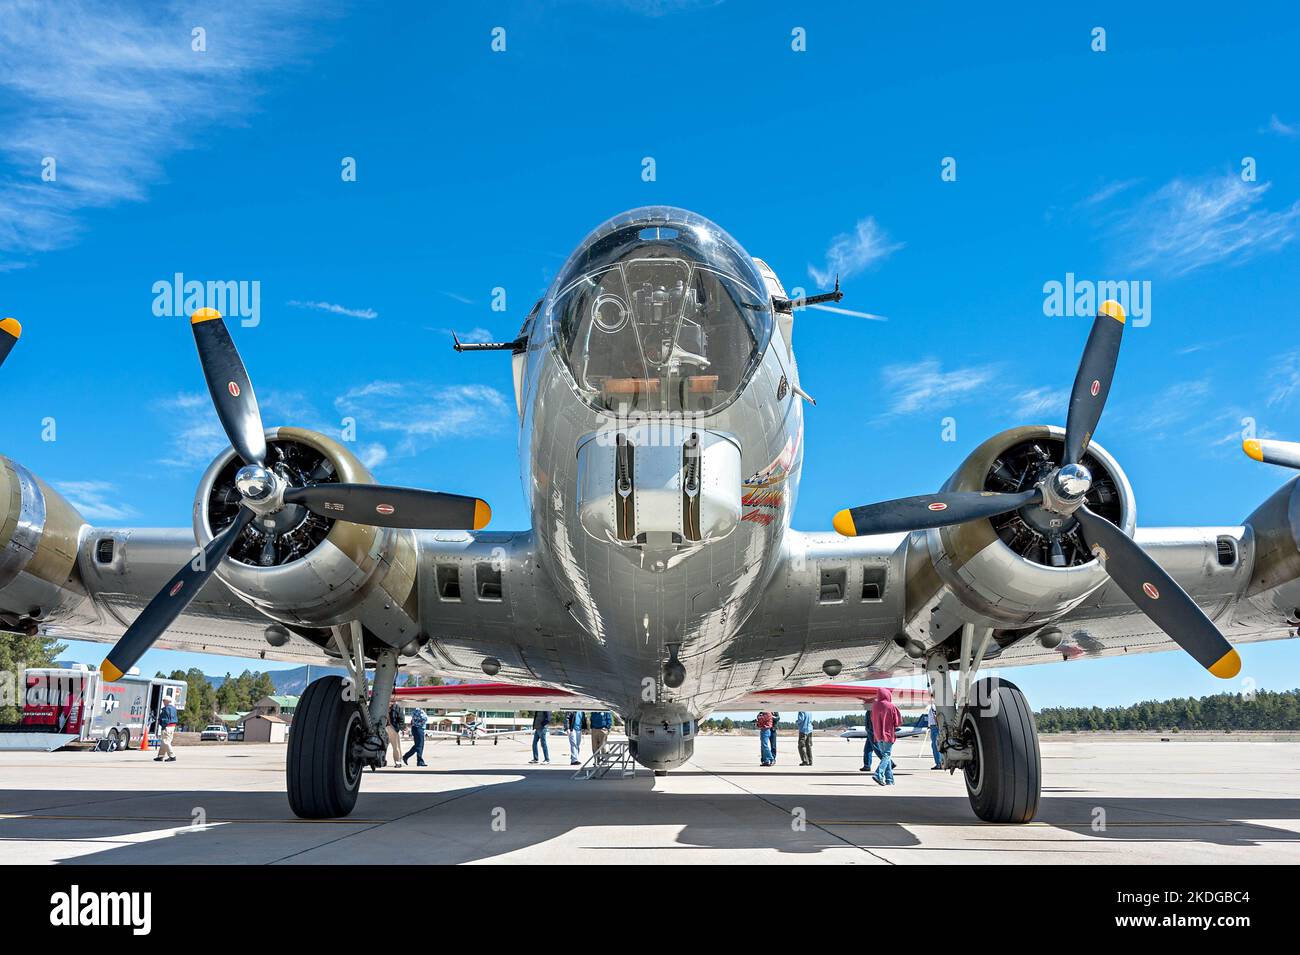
[154, 697, 179, 763]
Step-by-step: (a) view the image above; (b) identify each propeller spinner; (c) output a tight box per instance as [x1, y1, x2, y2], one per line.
[832, 300, 1241, 679]
[100, 308, 492, 681]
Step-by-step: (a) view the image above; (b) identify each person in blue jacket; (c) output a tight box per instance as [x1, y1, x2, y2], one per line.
[796, 710, 814, 766]
[589, 710, 613, 753]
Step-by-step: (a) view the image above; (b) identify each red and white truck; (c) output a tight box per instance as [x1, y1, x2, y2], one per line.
[2, 665, 187, 752]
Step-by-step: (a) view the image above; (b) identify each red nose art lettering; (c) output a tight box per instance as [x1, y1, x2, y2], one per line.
[169, 580, 185, 597]
[376, 504, 395, 516]
[928, 502, 948, 512]
[228, 381, 241, 398]
[1142, 582, 1160, 600]
[1090, 379, 1101, 397]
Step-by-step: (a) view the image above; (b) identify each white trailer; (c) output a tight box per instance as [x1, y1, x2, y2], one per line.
[1, 665, 187, 752]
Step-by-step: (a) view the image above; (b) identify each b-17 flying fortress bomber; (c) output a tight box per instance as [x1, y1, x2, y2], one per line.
[3, 207, 1299, 824]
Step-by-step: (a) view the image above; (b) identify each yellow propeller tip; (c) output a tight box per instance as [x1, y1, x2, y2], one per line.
[100, 660, 124, 682]
[832, 509, 858, 537]
[473, 499, 492, 530]
[1208, 648, 1241, 680]
[1098, 300, 1126, 324]
[0, 317, 21, 339]
[191, 307, 223, 325]
[1243, 439, 1264, 462]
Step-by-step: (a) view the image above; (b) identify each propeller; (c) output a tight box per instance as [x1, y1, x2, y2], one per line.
[100, 307, 492, 681]
[832, 300, 1241, 679]
[0, 317, 20, 370]
[1243, 438, 1300, 470]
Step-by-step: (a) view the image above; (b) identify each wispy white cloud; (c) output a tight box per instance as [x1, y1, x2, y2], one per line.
[1136, 379, 1212, 432]
[0, 1, 324, 265]
[334, 382, 512, 458]
[809, 217, 902, 287]
[1120, 174, 1300, 275]
[805, 303, 888, 322]
[156, 392, 229, 469]
[54, 480, 138, 523]
[1011, 386, 1067, 419]
[438, 290, 476, 306]
[1076, 178, 1141, 209]
[879, 359, 998, 416]
[1266, 350, 1300, 408]
[156, 379, 510, 472]
[1264, 114, 1298, 138]
[287, 300, 379, 320]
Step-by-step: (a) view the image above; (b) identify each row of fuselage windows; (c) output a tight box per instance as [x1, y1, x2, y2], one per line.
[436, 563, 504, 603]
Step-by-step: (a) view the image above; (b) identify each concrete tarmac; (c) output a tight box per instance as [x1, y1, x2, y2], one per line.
[1, 734, 1297, 864]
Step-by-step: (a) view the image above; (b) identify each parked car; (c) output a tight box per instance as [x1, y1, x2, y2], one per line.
[200, 724, 229, 742]
[228, 725, 244, 742]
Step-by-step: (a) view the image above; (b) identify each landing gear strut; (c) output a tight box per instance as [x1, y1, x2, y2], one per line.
[927, 624, 1041, 823]
[286, 621, 399, 819]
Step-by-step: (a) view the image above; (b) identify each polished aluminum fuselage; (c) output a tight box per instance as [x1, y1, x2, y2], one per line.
[520, 309, 801, 719]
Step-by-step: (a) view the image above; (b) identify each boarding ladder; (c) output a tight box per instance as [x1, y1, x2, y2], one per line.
[573, 738, 637, 779]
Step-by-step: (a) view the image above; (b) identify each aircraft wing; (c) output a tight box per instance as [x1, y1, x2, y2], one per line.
[715, 683, 928, 711]
[743, 525, 1299, 691]
[392, 682, 605, 711]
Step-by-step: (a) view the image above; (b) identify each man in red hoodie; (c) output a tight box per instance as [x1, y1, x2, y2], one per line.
[870, 688, 903, 786]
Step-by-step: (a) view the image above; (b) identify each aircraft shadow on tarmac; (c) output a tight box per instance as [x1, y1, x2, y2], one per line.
[2, 774, 1299, 863]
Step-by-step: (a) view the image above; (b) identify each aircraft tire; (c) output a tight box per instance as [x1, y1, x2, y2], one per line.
[287, 676, 364, 819]
[960, 677, 1041, 823]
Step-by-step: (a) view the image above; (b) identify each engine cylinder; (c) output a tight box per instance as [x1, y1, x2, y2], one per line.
[192, 427, 422, 647]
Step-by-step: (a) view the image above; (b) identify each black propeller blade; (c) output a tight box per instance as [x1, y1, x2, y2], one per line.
[0, 317, 20, 370]
[103, 308, 493, 682]
[831, 299, 1241, 678]
[101, 508, 255, 680]
[1063, 300, 1125, 466]
[284, 484, 491, 530]
[832, 489, 1042, 537]
[1074, 507, 1240, 677]
[191, 307, 267, 467]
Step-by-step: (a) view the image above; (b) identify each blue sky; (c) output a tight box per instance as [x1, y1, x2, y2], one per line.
[3, 1, 1300, 709]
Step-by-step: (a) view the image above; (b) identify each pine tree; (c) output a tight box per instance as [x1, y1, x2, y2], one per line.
[0, 632, 67, 723]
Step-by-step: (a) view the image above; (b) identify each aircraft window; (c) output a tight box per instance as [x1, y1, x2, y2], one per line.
[818, 568, 847, 604]
[475, 563, 503, 602]
[436, 565, 461, 601]
[547, 208, 772, 417]
[862, 567, 886, 602]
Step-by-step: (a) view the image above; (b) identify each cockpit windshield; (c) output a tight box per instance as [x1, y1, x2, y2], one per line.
[547, 207, 772, 416]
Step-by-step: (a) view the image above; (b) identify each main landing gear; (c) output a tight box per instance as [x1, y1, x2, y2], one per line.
[287, 621, 395, 819]
[927, 624, 1041, 823]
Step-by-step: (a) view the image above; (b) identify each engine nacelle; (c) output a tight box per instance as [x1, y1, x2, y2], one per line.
[192, 427, 422, 648]
[0, 457, 89, 631]
[905, 425, 1136, 638]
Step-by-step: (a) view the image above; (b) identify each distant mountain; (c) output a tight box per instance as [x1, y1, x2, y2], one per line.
[204, 665, 346, 696]
[202, 665, 444, 696]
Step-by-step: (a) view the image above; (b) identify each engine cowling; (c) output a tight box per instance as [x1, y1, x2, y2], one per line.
[906, 425, 1136, 635]
[0, 457, 89, 631]
[192, 427, 422, 648]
